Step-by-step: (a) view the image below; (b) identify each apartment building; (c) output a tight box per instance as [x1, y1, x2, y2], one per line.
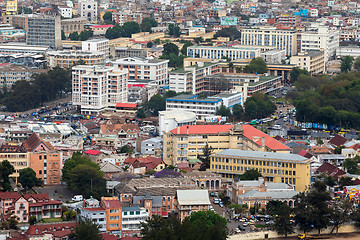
[122, 206, 149, 237]
[6, 0, 17, 15]
[78, 0, 98, 22]
[187, 46, 261, 61]
[26, 15, 62, 50]
[79, 207, 107, 232]
[240, 27, 297, 56]
[0, 64, 47, 88]
[0, 145, 29, 183]
[112, 47, 147, 59]
[47, 50, 105, 68]
[91, 25, 114, 36]
[163, 124, 290, 165]
[113, 57, 169, 86]
[61, 17, 86, 37]
[11, 14, 29, 31]
[165, 93, 242, 120]
[82, 38, 109, 58]
[300, 25, 340, 61]
[175, 190, 211, 221]
[72, 65, 128, 115]
[169, 62, 219, 94]
[290, 50, 325, 75]
[210, 149, 311, 192]
[113, 12, 143, 26]
[101, 197, 122, 235]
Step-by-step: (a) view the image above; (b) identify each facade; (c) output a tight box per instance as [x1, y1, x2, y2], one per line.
[210, 149, 311, 192]
[0, 45, 49, 55]
[0, 145, 29, 183]
[26, 15, 62, 50]
[128, 80, 159, 103]
[47, 50, 105, 68]
[187, 46, 261, 61]
[300, 25, 340, 61]
[240, 27, 297, 56]
[78, 0, 98, 22]
[175, 190, 211, 221]
[261, 49, 286, 64]
[165, 93, 242, 120]
[80, 207, 107, 232]
[113, 57, 169, 86]
[82, 38, 109, 58]
[336, 47, 360, 59]
[11, 14, 29, 31]
[6, 0, 17, 15]
[113, 12, 143, 26]
[169, 62, 219, 94]
[290, 50, 325, 75]
[0, 64, 46, 88]
[158, 110, 197, 136]
[163, 124, 290, 165]
[101, 197, 122, 234]
[141, 138, 162, 155]
[91, 24, 114, 36]
[61, 17, 86, 37]
[72, 65, 128, 115]
[58, 6, 72, 18]
[122, 206, 149, 237]
[112, 47, 147, 59]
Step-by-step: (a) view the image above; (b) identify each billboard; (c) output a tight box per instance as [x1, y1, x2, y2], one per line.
[220, 16, 238, 26]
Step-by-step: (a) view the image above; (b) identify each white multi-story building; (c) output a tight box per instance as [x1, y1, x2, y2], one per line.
[72, 65, 128, 115]
[80, 208, 107, 232]
[58, 6, 73, 18]
[300, 24, 340, 61]
[82, 38, 109, 58]
[122, 206, 149, 238]
[158, 110, 197, 136]
[240, 27, 297, 56]
[113, 57, 169, 86]
[46, 50, 105, 68]
[187, 46, 261, 61]
[78, 0, 98, 22]
[260, 49, 286, 64]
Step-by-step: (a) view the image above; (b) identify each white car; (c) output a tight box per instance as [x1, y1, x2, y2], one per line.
[71, 195, 83, 202]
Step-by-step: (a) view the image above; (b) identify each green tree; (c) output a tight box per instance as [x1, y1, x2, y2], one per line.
[329, 199, 353, 235]
[244, 57, 268, 74]
[163, 42, 179, 56]
[181, 41, 193, 55]
[273, 203, 294, 238]
[266, 200, 286, 216]
[136, 108, 146, 118]
[238, 169, 262, 180]
[197, 143, 214, 171]
[143, 94, 166, 116]
[63, 210, 77, 221]
[141, 215, 182, 240]
[343, 158, 360, 174]
[122, 21, 140, 37]
[229, 204, 247, 214]
[232, 104, 243, 120]
[193, 37, 203, 44]
[244, 92, 276, 119]
[74, 218, 103, 240]
[79, 30, 93, 41]
[214, 27, 241, 41]
[102, 12, 112, 21]
[29, 216, 37, 225]
[290, 67, 310, 82]
[341, 56, 354, 72]
[69, 32, 79, 41]
[338, 176, 353, 187]
[62, 152, 99, 183]
[168, 24, 181, 37]
[146, 41, 153, 48]
[354, 57, 360, 72]
[141, 17, 158, 32]
[334, 145, 345, 154]
[215, 105, 231, 117]
[61, 30, 66, 40]
[120, 145, 133, 154]
[18, 168, 38, 190]
[0, 160, 15, 191]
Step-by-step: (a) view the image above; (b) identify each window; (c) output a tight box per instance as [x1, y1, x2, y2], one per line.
[110, 209, 119, 213]
[110, 216, 119, 220]
[110, 224, 119, 228]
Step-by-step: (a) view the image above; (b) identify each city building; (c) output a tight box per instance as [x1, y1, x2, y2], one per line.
[175, 190, 211, 221]
[300, 25, 340, 61]
[260, 49, 286, 64]
[0, 44, 50, 55]
[158, 110, 197, 136]
[169, 62, 219, 94]
[165, 93, 242, 120]
[91, 24, 114, 36]
[112, 47, 147, 59]
[187, 46, 261, 61]
[122, 206, 149, 237]
[141, 138, 163, 155]
[58, 6, 72, 18]
[290, 51, 325, 75]
[82, 38, 109, 58]
[6, 0, 17, 15]
[26, 15, 62, 50]
[128, 80, 159, 104]
[210, 149, 311, 192]
[240, 27, 297, 56]
[61, 17, 86, 37]
[0, 64, 47, 88]
[163, 124, 290, 165]
[72, 65, 128, 115]
[46, 50, 105, 68]
[101, 197, 122, 235]
[79, 207, 107, 232]
[113, 57, 169, 86]
[336, 46, 360, 59]
[78, 0, 98, 22]
[113, 12, 143, 26]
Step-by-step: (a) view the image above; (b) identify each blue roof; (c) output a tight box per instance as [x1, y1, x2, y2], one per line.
[123, 206, 141, 211]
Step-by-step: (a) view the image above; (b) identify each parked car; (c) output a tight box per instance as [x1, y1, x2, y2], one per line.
[72, 195, 83, 202]
[213, 198, 220, 204]
[219, 202, 224, 207]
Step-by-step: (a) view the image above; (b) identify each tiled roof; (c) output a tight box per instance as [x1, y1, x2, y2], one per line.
[115, 103, 137, 108]
[26, 222, 76, 236]
[316, 162, 346, 178]
[22, 133, 53, 152]
[329, 135, 347, 147]
[0, 191, 21, 200]
[85, 149, 102, 156]
[92, 25, 114, 28]
[298, 149, 313, 159]
[24, 193, 49, 201]
[83, 207, 106, 211]
[102, 233, 120, 240]
[102, 199, 121, 209]
[101, 124, 140, 135]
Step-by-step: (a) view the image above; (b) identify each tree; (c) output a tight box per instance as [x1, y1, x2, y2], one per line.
[136, 108, 146, 118]
[69, 32, 79, 41]
[63, 209, 77, 221]
[273, 203, 294, 238]
[163, 42, 179, 56]
[232, 104, 243, 120]
[343, 158, 360, 174]
[197, 143, 214, 171]
[193, 37, 203, 44]
[214, 27, 241, 41]
[266, 200, 286, 216]
[341, 56, 354, 72]
[338, 176, 353, 187]
[102, 12, 112, 22]
[146, 41, 153, 48]
[244, 92, 276, 119]
[74, 218, 103, 240]
[329, 199, 353, 235]
[237, 169, 262, 180]
[122, 21, 140, 37]
[141, 215, 182, 240]
[0, 160, 15, 191]
[354, 57, 360, 72]
[141, 17, 158, 32]
[62, 152, 99, 182]
[61, 30, 66, 40]
[143, 94, 166, 116]
[244, 57, 268, 74]
[181, 41, 193, 55]
[18, 168, 38, 190]
[334, 145, 345, 154]
[215, 105, 231, 117]
[79, 30, 93, 41]
[229, 204, 247, 214]
[120, 145, 133, 154]
[29, 216, 37, 225]
[168, 24, 181, 37]
[290, 67, 310, 82]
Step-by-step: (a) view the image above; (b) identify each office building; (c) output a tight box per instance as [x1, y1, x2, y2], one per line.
[82, 38, 109, 58]
[78, 0, 98, 22]
[210, 149, 311, 192]
[187, 46, 261, 60]
[0, 44, 50, 55]
[169, 62, 219, 94]
[163, 124, 290, 165]
[26, 15, 62, 50]
[290, 50, 325, 75]
[240, 27, 297, 56]
[113, 57, 169, 86]
[72, 65, 128, 115]
[47, 50, 105, 68]
[6, 0, 17, 15]
[300, 25, 340, 61]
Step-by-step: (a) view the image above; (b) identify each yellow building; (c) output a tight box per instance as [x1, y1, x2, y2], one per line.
[6, 0, 17, 15]
[0, 145, 29, 182]
[290, 50, 325, 75]
[210, 149, 311, 192]
[163, 124, 290, 166]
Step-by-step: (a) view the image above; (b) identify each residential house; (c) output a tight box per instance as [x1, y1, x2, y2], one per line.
[122, 206, 149, 238]
[175, 190, 211, 221]
[101, 197, 122, 235]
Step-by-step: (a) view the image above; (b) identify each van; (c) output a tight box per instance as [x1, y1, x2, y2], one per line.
[213, 198, 219, 204]
[72, 195, 83, 202]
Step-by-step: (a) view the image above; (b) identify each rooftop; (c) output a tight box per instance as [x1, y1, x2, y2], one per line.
[176, 190, 211, 205]
[166, 94, 222, 103]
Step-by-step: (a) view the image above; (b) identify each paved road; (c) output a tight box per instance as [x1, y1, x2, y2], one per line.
[34, 185, 74, 202]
